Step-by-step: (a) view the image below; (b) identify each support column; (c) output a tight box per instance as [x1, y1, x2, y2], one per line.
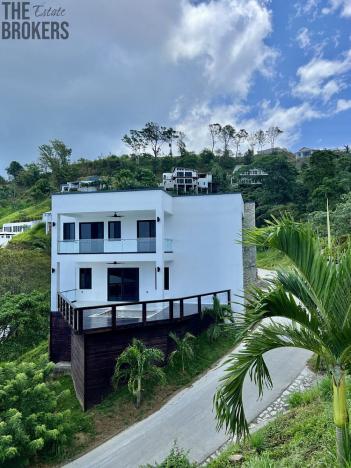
[155, 206, 165, 300]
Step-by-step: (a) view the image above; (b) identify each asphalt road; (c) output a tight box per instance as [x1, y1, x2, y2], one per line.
[66, 346, 311, 468]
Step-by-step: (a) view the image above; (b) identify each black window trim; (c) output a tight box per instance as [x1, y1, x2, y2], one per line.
[79, 267, 92, 290]
[108, 221, 121, 240]
[63, 222, 75, 241]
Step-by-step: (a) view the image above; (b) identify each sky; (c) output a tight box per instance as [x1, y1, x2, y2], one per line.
[0, 0, 350, 174]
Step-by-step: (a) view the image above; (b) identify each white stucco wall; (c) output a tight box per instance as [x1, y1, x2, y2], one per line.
[51, 190, 244, 310]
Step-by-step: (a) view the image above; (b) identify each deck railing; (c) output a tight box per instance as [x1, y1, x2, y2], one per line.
[57, 289, 231, 334]
[57, 238, 173, 254]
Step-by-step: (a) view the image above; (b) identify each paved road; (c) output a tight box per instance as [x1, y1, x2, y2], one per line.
[66, 345, 311, 468]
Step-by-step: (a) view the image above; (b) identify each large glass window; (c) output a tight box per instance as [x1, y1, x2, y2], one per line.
[80, 268, 92, 289]
[63, 223, 75, 240]
[79, 222, 104, 239]
[108, 268, 139, 301]
[137, 220, 156, 253]
[108, 221, 121, 239]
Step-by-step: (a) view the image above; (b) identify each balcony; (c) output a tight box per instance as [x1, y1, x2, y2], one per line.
[57, 238, 173, 254]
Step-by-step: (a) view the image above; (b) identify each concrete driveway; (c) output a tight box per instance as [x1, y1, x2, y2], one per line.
[66, 345, 311, 468]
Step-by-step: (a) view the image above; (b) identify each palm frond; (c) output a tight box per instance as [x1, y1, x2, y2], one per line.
[214, 321, 331, 438]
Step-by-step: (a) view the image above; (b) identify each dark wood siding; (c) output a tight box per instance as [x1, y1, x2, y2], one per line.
[49, 312, 71, 363]
[72, 314, 212, 410]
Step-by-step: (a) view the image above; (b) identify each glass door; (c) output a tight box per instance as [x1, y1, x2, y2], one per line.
[137, 220, 156, 252]
[79, 222, 104, 253]
[108, 268, 139, 301]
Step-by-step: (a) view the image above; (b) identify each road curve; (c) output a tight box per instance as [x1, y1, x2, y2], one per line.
[65, 346, 311, 468]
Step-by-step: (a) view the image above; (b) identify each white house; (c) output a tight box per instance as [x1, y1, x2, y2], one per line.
[0, 220, 41, 247]
[231, 166, 269, 186]
[61, 176, 104, 193]
[295, 147, 317, 158]
[161, 168, 213, 194]
[50, 189, 245, 313]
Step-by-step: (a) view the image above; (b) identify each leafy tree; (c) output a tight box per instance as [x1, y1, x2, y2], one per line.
[0, 291, 49, 360]
[112, 169, 137, 190]
[112, 338, 165, 407]
[202, 296, 233, 341]
[38, 140, 72, 189]
[219, 125, 235, 157]
[256, 129, 266, 151]
[123, 123, 177, 158]
[122, 131, 146, 159]
[266, 126, 283, 150]
[233, 129, 248, 157]
[215, 218, 351, 466]
[0, 358, 73, 466]
[209, 123, 222, 154]
[6, 161, 24, 182]
[169, 332, 195, 372]
[177, 131, 187, 157]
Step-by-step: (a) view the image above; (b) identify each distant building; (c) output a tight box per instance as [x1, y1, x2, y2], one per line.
[295, 147, 318, 158]
[257, 147, 289, 155]
[231, 166, 268, 187]
[61, 176, 104, 193]
[160, 168, 213, 194]
[42, 211, 52, 234]
[0, 220, 41, 247]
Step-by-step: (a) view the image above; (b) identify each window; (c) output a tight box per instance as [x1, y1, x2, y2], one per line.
[164, 267, 169, 290]
[63, 223, 75, 240]
[176, 171, 184, 177]
[79, 222, 104, 239]
[137, 220, 156, 238]
[177, 178, 185, 184]
[185, 171, 192, 177]
[108, 221, 121, 239]
[80, 268, 92, 289]
[185, 178, 193, 184]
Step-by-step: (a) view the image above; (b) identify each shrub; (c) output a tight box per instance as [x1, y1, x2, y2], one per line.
[0, 358, 73, 466]
[143, 443, 197, 467]
[0, 291, 49, 361]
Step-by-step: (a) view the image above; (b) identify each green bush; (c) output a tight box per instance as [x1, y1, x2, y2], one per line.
[0, 292, 49, 361]
[143, 443, 197, 467]
[8, 223, 50, 253]
[0, 358, 73, 467]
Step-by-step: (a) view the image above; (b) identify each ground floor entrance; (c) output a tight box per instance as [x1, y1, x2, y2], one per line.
[107, 268, 139, 301]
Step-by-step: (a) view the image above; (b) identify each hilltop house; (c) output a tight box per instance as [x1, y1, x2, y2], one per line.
[60, 176, 104, 193]
[50, 188, 254, 409]
[295, 147, 317, 158]
[231, 165, 268, 187]
[160, 167, 214, 194]
[0, 220, 41, 247]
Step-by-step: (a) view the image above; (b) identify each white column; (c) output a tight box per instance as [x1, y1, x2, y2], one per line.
[155, 206, 165, 300]
[50, 213, 60, 310]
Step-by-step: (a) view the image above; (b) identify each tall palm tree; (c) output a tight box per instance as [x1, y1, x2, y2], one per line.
[214, 218, 351, 466]
[169, 332, 195, 372]
[112, 338, 165, 408]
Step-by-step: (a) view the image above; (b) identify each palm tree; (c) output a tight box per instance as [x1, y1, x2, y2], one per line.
[169, 332, 196, 372]
[214, 217, 351, 466]
[203, 295, 234, 341]
[112, 338, 165, 408]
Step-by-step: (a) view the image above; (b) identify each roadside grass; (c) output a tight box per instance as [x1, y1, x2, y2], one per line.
[28, 328, 238, 466]
[256, 248, 292, 270]
[206, 376, 339, 468]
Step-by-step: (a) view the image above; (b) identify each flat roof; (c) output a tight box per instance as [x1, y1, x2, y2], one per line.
[52, 187, 242, 198]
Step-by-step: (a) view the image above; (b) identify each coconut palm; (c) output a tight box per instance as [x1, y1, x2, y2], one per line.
[169, 332, 195, 372]
[214, 217, 351, 466]
[112, 338, 165, 408]
[203, 295, 234, 341]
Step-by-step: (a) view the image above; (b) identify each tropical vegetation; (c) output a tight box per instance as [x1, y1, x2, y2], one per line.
[214, 217, 351, 466]
[169, 332, 195, 372]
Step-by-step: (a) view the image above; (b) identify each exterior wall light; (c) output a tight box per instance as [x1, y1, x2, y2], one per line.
[157, 217, 161, 222]
[52, 268, 56, 273]
[52, 222, 56, 227]
[157, 266, 161, 272]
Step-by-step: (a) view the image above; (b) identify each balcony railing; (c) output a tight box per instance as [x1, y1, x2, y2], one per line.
[57, 289, 231, 334]
[58, 238, 173, 254]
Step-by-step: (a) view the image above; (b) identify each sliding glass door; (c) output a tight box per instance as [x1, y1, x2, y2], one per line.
[137, 220, 156, 252]
[108, 268, 139, 301]
[79, 222, 104, 253]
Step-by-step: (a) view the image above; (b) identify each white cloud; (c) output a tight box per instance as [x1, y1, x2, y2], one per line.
[296, 27, 311, 49]
[322, 0, 351, 18]
[293, 50, 351, 101]
[336, 98, 351, 112]
[167, 0, 276, 98]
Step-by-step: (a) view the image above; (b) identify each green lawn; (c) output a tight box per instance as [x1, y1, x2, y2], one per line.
[0, 199, 50, 227]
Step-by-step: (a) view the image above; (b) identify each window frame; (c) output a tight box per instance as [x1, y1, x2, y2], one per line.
[63, 222, 75, 240]
[108, 221, 121, 240]
[79, 268, 92, 290]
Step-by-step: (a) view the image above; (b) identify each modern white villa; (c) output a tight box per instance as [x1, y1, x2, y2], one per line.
[0, 220, 41, 247]
[160, 167, 214, 194]
[51, 188, 245, 313]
